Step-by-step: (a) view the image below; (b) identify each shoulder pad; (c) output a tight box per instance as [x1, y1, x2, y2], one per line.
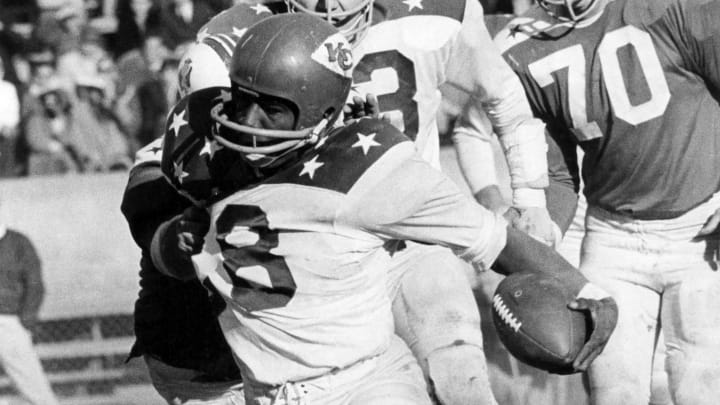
[377, 0, 465, 23]
[161, 87, 228, 203]
[266, 119, 412, 194]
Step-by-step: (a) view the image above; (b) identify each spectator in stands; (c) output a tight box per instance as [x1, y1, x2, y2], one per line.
[116, 34, 172, 153]
[0, 57, 21, 177]
[146, 0, 215, 51]
[113, 0, 156, 59]
[56, 25, 115, 92]
[71, 76, 133, 172]
[22, 76, 84, 175]
[0, 19, 29, 90]
[0, 215, 59, 405]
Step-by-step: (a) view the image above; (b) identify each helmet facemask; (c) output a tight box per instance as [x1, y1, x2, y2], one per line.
[285, 0, 373, 46]
[210, 14, 353, 169]
[537, 0, 603, 23]
[210, 85, 332, 169]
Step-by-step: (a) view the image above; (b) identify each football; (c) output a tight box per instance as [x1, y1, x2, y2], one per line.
[491, 272, 590, 374]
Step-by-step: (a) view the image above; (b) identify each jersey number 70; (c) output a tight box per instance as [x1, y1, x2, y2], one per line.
[527, 25, 670, 141]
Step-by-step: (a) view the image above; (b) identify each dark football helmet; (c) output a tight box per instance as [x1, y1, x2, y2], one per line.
[537, 0, 604, 23]
[284, 0, 373, 45]
[210, 13, 354, 168]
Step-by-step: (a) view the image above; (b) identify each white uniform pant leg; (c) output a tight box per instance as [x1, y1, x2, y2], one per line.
[388, 242, 497, 405]
[582, 195, 720, 405]
[144, 356, 244, 405]
[652, 196, 720, 405]
[580, 207, 661, 405]
[0, 315, 58, 405]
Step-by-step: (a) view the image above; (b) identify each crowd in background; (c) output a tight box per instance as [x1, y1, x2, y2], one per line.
[0, 0, 525, 178]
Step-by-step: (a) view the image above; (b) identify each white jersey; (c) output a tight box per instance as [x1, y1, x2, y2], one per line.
[193, 119, 506, 385]
[351, 0, 534, 170]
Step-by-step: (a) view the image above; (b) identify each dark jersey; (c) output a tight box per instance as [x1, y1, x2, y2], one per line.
[121, 133, 240, 380]
[496, 0, 720, 219]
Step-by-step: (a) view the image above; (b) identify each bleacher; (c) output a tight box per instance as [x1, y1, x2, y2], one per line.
[0, 314, 162, 404]
[0, 173, 163, 404]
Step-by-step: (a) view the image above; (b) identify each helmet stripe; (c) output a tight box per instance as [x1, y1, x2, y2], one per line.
[201, 34, 240, 63]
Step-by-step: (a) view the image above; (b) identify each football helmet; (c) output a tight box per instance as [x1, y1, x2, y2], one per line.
[537, 0, 604, 23]
[284, 0, 373, 46]
[177, 41, 232, 98]
[177, 3, 270, 97]
[210, 13, 353, 167]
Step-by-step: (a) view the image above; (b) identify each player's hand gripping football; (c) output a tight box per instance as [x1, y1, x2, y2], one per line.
[177, 205, 211, 256]
[568, 284, 619, 372]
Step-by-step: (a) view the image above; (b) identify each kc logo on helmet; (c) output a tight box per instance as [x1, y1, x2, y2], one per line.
[324, 42, 353, 70]
[312, 33, 354, 77]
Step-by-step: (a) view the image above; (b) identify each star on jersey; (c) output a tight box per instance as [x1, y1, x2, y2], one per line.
[220, 89, 232, 103]
[196, 28, 210, 42]
[199, 139, 221, 158]
[149, 139, 163, 155]
[232, 27, 247, 38]
[168, 110, 188, 138]
[174, 161, 189, 183]
[403, 0, 423, 12]
[352, 132, 380, 155]
[250, 3, 271, 14]
[299, 156, 324, 180]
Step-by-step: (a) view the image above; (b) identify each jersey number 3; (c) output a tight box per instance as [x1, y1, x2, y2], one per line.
[354, 50, 418, 140]
[216, 204, 296, 312]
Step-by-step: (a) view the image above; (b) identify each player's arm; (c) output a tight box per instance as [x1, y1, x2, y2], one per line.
[120, 137, 202, 280]
[121, 164, 190, 251]
[678, 0, 720, 239]
[343, 147, 616, 370]
[680, 0, 720, 91]
[544, 127, 580, 233]
[451, 96, 508, 214]
[452, 101, 579, 244]
[446, 0, 549, 210]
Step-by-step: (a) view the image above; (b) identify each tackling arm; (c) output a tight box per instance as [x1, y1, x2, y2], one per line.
[446, 0, 549, 209]
[451, 96, 508, 214]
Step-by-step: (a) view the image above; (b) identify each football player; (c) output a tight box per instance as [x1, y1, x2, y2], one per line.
[120, 126, 245, 404]
[152, 13, 618, 405]
[118, 7, 274, 404]
[171, 1, 558, 404]
[461, 0, 720, 404]
[286, 1, 563, 403]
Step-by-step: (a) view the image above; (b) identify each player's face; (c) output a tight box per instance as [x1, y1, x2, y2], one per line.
[230, 92, 297, 145]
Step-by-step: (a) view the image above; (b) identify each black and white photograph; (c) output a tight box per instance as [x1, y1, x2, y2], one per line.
[0, 0, 717, 403]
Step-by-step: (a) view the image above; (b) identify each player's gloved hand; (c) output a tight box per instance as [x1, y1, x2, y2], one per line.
[568, 283, 618, 372]
[695, 207, 720, 270]
[177, 206, 210, 256]
[343, 93, 390, 124]
[508, 206, 562, 248]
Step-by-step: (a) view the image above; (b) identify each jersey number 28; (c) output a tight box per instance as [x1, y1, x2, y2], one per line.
[216, 204, 296, 312]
